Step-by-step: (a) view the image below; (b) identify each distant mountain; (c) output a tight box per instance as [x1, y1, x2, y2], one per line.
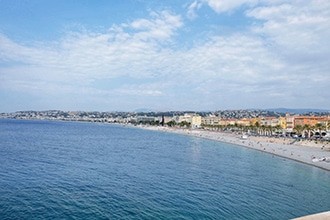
[133, 108, 153, 113]
[266, 108, 330, 114]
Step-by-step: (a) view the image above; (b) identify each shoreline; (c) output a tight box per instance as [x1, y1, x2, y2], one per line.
[139, 126, 330, 172]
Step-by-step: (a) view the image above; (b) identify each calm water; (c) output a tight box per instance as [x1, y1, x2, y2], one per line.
[0, 119, 330, 219]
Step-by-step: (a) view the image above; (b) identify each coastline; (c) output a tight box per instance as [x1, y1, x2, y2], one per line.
[139, 126, 330, 172]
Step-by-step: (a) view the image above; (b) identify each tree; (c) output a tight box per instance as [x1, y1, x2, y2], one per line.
[179, 121, 191, 128]
[303, 124, 313, 138]
[259, 125, 266, 135]
[166, 120, 177, 127]
[315, 123, 326, 137]
[293, 125, 303, 137]
[254, 121, 261, 135]
[274, 125, 282, 136]
[150, 120, 160, 126]
[266, 125, 274, 136]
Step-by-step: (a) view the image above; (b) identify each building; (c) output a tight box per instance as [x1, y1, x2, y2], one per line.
[202, 115, 221, 125]
[220, 118, 237, 126]
[178, 114, 191, 123]
[260, 117, 278, 127]
[285, 113, 295, 131]
[250, 117, 261, 127]
[178, 114, 202, 127]
[278, 117, 287, 129]
[294, 116, 329, 127]
[191, 115, 202, 128]
[236, 118, 251, 126]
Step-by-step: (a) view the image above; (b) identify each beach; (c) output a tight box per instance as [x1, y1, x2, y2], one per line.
[141, 126, 330, 171]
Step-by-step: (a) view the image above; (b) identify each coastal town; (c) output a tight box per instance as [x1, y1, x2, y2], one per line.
[1, 109, 330, 139]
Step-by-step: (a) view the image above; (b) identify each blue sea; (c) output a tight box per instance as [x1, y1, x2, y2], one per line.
[1, 119, 330, 219]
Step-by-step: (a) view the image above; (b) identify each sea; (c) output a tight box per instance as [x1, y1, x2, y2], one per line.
[1, 119, 330, 219]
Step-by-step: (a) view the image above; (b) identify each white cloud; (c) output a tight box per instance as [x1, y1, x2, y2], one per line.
[130, 11, 183, 41]
[187, 1, 203, 19]
[0, 10, 183, 81]
[203, 0, 259, 13]
[247, 1, 330, 51]
[1, 1, 330, 111]
[246, 0, 330, 74]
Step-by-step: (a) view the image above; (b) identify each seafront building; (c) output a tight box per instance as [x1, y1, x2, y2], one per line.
[260, 117, 278, 127]
[200, 114, 330, 137]
[278, 117, 287, 129]
[191, 115, 202, 128]
[294, 116, 328, 127]
[177, 114, 202, 128]
[285, 113, 295, 131]
[236, 118, 251, 126]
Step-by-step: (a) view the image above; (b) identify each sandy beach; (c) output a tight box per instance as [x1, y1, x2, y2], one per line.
[140, 126, 330, 171]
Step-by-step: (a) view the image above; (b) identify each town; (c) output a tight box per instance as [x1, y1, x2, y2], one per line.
[1, 109, 330, 140]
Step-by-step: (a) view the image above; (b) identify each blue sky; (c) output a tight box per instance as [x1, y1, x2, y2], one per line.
[1, 0, 330, 112]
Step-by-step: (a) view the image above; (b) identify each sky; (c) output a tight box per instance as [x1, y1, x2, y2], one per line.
[1, 0, 330, 112]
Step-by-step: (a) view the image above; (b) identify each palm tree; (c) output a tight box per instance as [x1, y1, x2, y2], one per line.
[259, 125, 266, 136]
[254, 121, 260, 135]
[293, 125, 303, 137]
[274, 125, 282, 136]
[315, 123, 326, 138]
[303, 124, 312, 139]
[269, 126, 275, 136]
[216, 125, 224, 132]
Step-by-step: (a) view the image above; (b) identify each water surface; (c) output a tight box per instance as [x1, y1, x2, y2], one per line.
[0, 119, 330, 219]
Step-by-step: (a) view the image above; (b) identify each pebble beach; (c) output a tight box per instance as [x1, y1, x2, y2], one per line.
[142, 126, 330, 171]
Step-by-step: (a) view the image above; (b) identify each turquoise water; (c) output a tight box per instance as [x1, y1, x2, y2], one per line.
[0, 119, 330, 219]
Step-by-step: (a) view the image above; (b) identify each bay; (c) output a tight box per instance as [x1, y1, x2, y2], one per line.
[0, 119, 330, 219]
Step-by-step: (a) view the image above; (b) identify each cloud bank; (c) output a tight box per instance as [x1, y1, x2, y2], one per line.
[0, 0, 329, 111]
